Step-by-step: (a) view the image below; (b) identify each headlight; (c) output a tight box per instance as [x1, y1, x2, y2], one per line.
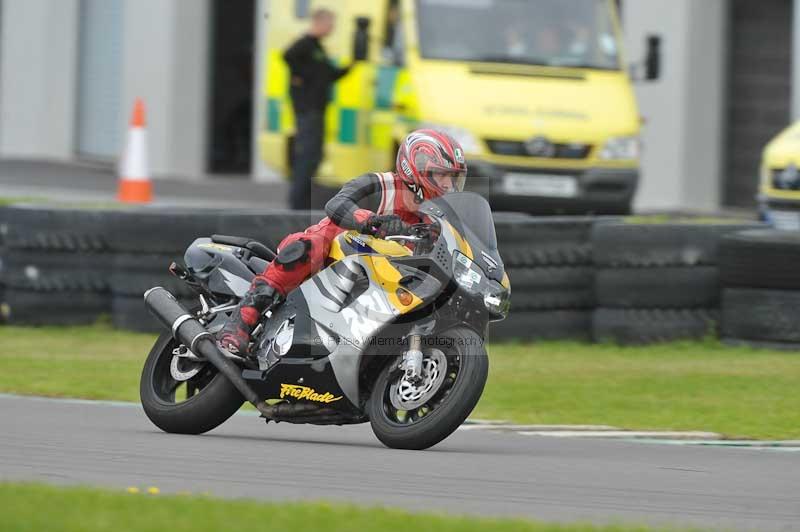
[419, 123, 481, 153]
[453, 252, 510, 318]
[599, 136, 640, 160]
[484, 282, 510, 319]
[453, 252, 482, 292]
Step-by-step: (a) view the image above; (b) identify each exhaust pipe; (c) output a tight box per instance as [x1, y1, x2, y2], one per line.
[144, 287, 270, 416]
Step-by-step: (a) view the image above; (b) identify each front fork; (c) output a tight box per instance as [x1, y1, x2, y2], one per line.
[401, 334, 425, 385]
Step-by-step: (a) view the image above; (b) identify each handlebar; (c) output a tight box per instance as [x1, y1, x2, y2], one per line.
[386, 223, 437, 251]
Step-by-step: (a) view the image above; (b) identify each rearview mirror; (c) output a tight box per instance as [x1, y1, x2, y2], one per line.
[353, 17, 371, 62]
[645, 35, 661, 81]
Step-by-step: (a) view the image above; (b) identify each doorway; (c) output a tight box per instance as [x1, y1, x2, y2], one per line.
[724, 0, 792, 206]
[208, 0, 256, 175]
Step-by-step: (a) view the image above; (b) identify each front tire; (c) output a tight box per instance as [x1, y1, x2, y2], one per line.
[140, 332, 245, 435]
[367, 328, 488, 450]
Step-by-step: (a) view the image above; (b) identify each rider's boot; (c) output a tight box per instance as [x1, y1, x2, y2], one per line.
[216, 277, 277, 355]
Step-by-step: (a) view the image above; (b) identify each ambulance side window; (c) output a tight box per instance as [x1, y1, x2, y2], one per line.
[295, 0, 311, 18]
[383, 0, 406, 66]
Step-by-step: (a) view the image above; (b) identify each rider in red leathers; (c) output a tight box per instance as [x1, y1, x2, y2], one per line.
[217, 129, 468, 354]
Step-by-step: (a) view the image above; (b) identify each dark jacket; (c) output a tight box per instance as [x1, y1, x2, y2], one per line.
[325, 172, 421, 229]
[283, 35, 350, 112]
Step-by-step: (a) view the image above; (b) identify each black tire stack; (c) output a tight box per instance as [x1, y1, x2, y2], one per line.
[0, 206, 113, 325]
[0, 205, 10, 323]
[592, 223, 761, 344]
[107, 208, 222, 333]
[720, 230, 800, 349]
[1, 201, 781, 349]
[106, 209, 326, 332]
[216, 210, 325, 251]
[489, 216, 601, 341]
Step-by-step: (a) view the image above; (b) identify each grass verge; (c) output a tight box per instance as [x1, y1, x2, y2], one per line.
[0, 483, 687, 532]
[0, 325, 798, 440]
[479, 339, 800, 440]
[0, 197, 41, 206]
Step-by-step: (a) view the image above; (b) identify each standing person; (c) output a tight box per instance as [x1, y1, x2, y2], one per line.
[284, 8, 351, 210]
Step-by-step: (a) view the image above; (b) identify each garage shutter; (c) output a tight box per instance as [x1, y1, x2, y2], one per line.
[76, 0, 124, 160]
[725, 0, 792, 207]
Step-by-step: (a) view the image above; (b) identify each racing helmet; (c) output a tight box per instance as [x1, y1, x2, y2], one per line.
[396, 129, 468, 202]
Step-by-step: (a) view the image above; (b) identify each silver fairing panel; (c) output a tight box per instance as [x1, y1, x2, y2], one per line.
[184, 238, 255, 297]
[297, 256, 402, 405]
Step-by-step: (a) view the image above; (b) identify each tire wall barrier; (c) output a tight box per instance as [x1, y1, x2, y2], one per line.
[719, 230, 800, 349]
[488, 215, 604, 342]
[591, 223, 760, 345]
[1, 204, 786, 347]
[0, 206, 113, 326]
[0, 205, 322, 331]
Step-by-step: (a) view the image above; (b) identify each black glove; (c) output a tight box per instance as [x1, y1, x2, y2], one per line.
[363, 215, 411, 239]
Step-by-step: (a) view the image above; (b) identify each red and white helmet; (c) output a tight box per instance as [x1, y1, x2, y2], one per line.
[396, 129, 468, 202]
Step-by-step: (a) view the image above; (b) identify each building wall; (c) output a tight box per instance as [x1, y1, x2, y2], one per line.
[0, 0, 210, 179]
[0, 0, 80, 159]
[624, 0, 727, 212]
[120, 0, 210, 179]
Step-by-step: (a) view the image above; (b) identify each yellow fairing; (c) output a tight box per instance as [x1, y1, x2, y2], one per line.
[328, 231, 412, 262]
[328, 234, 346, 262]
[362, 256, 423, 313]
[361, 235, 413, 257]
[445, 221, 474, 260]
[327, 231, 420, 313]
[761, 120, 800, 201]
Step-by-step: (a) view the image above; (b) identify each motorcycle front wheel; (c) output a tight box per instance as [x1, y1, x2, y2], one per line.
[140, 331, 245, 435]
[366, 327, 489, 450]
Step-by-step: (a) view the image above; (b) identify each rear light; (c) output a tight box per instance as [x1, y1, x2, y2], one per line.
[169, 262, 189, 280]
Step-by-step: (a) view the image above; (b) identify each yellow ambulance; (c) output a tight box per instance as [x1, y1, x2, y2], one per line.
[259, 0, 657, 214]
[759, 121, 800, 229]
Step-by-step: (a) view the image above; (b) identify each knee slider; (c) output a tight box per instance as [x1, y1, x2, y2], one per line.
[275, 239, 311, 271]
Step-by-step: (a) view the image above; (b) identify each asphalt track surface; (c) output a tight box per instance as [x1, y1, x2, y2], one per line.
[2, 396, 798, 531]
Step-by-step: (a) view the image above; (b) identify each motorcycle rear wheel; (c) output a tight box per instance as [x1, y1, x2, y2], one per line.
[140, 331, 245, 435]
[367, 327, 488, 450]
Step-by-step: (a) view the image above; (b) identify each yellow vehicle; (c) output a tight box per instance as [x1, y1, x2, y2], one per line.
[759, 121, 800, 229]
[260, 0, 658, 214]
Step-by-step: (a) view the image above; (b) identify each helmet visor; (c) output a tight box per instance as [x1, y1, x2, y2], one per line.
[430, 170, 467, 193]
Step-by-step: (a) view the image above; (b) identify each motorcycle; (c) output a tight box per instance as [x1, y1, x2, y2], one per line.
[140, 192, 510, 450]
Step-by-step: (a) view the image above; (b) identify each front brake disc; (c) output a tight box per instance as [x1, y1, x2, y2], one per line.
[389, 349, 448, 411]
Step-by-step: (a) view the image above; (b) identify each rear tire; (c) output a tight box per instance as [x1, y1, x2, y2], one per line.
[140, 332, 244, 435]
[367, 328, 488, 450]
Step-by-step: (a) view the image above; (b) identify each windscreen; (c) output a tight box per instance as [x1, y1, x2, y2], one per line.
[416, 0, 620, 70]
[421, 192, 498, 250]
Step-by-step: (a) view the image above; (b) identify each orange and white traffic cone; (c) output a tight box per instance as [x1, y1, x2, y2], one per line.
[117, 98, 153, 204]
